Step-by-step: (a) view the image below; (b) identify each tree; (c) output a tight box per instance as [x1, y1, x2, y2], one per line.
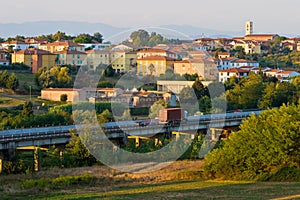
[6, 73, 19, 91]
[36, 66, 73, 88]
[179, 86, 196, 105]
[56, 67, 72, 87]
[226, 73, 264, 110]
[149, 100, 168, 118]
[22, 101, 34, 117]
[73, 33, 93, 43]
[192, 79, 208, 99]
[0, 70, 9, 87]
[130, 29, 150, 46]
[52, 31, 72, 41]
[148, 63, 156, 76]
[103, 65, 115, 77]
[65, 129, 96, 167]
[204, 104, 300, 180]
[60, 94, 68, 102]
[93, 32, 103, 43]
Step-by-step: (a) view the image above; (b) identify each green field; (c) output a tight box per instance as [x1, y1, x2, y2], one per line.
[33, 181, 300, 200]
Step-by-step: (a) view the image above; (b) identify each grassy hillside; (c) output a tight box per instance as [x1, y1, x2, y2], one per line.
[1, 160, 299, 200]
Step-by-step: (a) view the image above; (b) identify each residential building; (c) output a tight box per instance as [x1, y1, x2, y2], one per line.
[137, 48, 177, 59]
[230, 59, 259, 68]
[276, 70, 300, 82]
[243, 34, 278, 42]
[40, 88, 86, 102]
[55, 50, 86, 67]
[157, 80, 212, 94]
[1, 40, 29, 51]
[187, 51, 207, 58]
[137, 56, 177, 76]
[264, 69, 281, 77]
[110, 50, 137, 73]
[111, 44, 138, 51]
[39, 40, 85, 53]
[216, 57, 239, 70]
[0, 50, 9, 65]
[230, 39, 261, 54]
[219, 68, 249, 83]
[80, 43, 110, 50]
[85, 50, 111, 70]
[174, 58, 218, 81]
[132, 92, 163, 107]
[217, 52, 230, 59]
[11, 48, 56, 73]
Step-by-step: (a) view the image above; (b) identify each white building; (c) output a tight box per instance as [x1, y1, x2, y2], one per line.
[1, 40, 29, 51]
[219, 68, 249, 83]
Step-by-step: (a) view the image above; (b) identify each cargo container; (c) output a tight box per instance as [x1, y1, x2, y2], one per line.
[158, 108, 185, 124]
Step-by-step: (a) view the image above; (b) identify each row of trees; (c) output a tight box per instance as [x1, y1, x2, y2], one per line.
[174, 72, 300, 115]
[34, 66, 73, 88]
[128, 29, 173, 47]
[3, 31, 104, 44]
[226, 73, 300, 110]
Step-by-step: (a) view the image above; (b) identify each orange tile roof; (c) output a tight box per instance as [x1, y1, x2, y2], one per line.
[43, 88, 80, 91]
[41, 40, 84, 47]
[219, 68, 249, 73]
[2, 40, 26, 45]
[138, 56, 177, 61]
[277, 70, 299, 75]
[15, 48, 54, 55]
[54, 50, 86, 54]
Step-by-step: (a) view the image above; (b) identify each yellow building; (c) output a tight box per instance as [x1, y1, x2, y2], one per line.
[174, 58, 218, 81]
[39, 40, 85, 53]
[137, 56, 177, 76]
[11, 48, 56, 73]
[111, 50, 137, 73]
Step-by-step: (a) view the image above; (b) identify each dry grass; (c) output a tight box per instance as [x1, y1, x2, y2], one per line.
[0, 97, 25, 108]
[1, 160, 300, 200]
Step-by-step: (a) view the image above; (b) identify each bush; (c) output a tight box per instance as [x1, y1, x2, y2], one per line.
[130, 107, 149, 116]
[19, 174, 95, 190]
[60, 94, 68, 102]
[20, 179, 51, 190]
[203, 104, 300, 181]
[53, 174, 95, 186]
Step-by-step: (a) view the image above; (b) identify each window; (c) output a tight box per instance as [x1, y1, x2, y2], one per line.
[77, 55, 81, 59]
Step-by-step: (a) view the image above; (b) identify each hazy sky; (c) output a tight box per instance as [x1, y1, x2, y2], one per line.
[1, 0, 300, 35]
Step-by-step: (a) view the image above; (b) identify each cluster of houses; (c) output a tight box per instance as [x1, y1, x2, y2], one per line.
[1, 21, 300, 104]
[40, 87, 177, 107]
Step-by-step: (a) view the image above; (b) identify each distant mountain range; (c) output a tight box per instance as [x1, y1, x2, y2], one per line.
[0, 21, 244, 43]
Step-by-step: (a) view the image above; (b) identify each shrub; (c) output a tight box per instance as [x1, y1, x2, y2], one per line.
[203, 104, 300, 181]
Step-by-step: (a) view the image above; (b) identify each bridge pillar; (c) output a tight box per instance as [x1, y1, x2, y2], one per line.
[0, 151, 4, 173]
[210, 128, 216, 141]
[135, 137, 141, 147]
[34, 147, 41, 172]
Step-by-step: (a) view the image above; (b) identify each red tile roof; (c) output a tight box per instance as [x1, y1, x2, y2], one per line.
[138, 56, 177, 61]
[219, 68, 249, 73]
[15, 48, 54, 55]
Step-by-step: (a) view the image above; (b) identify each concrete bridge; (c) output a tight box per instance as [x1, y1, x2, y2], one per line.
[0, 110, 261, 172]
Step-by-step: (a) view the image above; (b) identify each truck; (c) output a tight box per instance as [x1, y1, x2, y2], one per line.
[158, 108, 187, 124]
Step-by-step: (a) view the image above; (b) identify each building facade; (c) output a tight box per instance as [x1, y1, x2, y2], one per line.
[11, 48, 56, 73]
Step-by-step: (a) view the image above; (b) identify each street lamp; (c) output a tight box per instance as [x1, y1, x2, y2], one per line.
[29, 85, 32, 102]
